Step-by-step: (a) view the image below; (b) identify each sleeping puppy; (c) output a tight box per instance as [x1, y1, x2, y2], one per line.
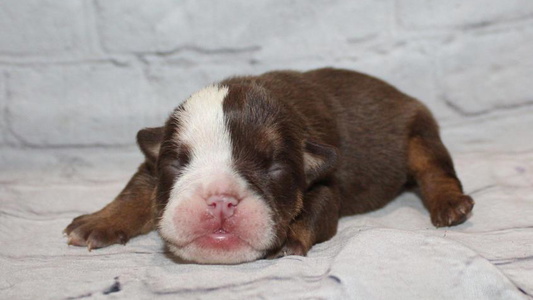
[64, 68, 474, 264]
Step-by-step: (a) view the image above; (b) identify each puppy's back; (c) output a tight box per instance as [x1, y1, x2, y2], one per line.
[303, 68, 436, 214]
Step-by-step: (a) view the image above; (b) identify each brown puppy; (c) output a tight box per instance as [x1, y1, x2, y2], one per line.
[64, 68, 474, 264]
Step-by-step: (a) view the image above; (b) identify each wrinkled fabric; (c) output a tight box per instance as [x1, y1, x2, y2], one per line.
[1, 148, 532, 299]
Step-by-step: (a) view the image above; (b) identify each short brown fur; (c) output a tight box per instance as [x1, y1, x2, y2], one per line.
[64, 68, 474, 261]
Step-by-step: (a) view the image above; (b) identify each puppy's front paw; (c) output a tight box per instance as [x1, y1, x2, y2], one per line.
[431, 194, 474, 227]
[64, 213, 130, 251]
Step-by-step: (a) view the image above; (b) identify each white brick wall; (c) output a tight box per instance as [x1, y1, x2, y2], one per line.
[8, 63, 158, 146]
[1, 0, 532, 176]
[95, 0, 391, 55]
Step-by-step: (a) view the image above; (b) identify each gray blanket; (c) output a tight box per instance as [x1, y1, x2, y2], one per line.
[1, 116, 532, 299]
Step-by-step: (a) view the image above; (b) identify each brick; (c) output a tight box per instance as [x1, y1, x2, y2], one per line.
[437, 27, 533, 115]
[0, 0, 87, 55]
[397, 0, 533, 29]
[7, 64, 163, 146]
[96, 0, 391, 58]
[247, 0, 392, 63]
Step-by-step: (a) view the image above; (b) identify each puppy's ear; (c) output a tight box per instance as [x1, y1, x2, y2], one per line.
[303, 140, 338, 186]
[136, 127, 164, 164]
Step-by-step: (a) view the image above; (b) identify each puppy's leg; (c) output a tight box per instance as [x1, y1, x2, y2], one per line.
[270, 183, 340, 257]
[408, 109, 474, 227]
[64, 163, 156, 250]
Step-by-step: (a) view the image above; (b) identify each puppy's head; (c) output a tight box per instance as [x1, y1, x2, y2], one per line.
[138, 84, 336, 264]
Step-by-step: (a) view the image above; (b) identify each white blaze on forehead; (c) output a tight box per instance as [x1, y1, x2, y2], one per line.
[166, 84, 235, 203]
[177, 85, 231, 164]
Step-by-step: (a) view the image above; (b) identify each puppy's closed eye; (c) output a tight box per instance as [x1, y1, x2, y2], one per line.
[268, 163, 285, 177]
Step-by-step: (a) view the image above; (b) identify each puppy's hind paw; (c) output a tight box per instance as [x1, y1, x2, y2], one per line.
[431, 194, 474, 227]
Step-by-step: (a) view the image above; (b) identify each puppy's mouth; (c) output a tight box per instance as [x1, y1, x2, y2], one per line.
[163, 229, 270, 264]
[207, 228, 238, 241]
[192, 229, 249, 250]
[163, 226, 261, 250]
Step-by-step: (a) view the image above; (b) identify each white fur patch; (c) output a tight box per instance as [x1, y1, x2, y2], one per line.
[158, 85, 275, 264]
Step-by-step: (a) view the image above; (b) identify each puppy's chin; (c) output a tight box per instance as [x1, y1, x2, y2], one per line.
[167, 241, 266, 264]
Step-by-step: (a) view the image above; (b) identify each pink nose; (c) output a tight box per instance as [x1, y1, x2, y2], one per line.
[206, 195, 238, 219]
